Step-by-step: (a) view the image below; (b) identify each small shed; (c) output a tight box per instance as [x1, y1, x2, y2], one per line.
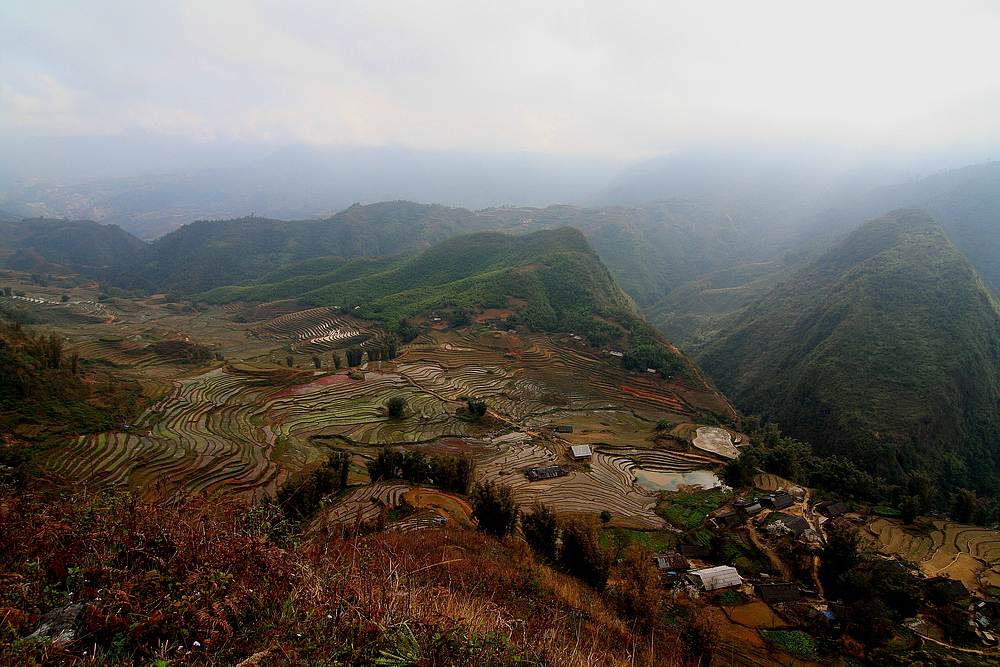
[771, 515, 810, 538]
[689, 566, 743, 591]
[760, 492, 794, 510]
[525, 466, 567, 481]
[554, 425, 574, 434]
[653, 552, 690, 571]
[714, 512, 742, 528]
[816, 500, 847, 518]
[755, 582, 802, 603]
[569, 445, 592, 460]
[734, 498, 764, 519]
[679, 544, 710, 560]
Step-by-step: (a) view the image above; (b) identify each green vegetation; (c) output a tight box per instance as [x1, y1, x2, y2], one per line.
[657, 488, 730, 530]
[702, 209, 1000, 498]
[759, 630, 816, 659]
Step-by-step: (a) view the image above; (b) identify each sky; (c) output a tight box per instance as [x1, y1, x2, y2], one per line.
[3, 0, 1000, 160]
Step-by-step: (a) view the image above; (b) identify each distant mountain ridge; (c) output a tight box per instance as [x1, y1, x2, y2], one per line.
[0, 218, 145, 275]
[698, 209, 1000, 492]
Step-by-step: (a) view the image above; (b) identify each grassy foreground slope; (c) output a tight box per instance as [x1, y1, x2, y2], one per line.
[698, 209, 1000, 492]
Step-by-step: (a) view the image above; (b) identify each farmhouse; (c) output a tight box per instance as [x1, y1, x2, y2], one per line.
[554, 425, 574, 434]
[926, 576, 970, 603]
[714, 512, 742, 528]
[688, 566, 743, 591]
[815, 500, 847, 518]
[755, 581, 802, 603]
[733, 498, 764, 519]
[770, 515, 810, 538]
[524, 466, 567, 481]
[653, 552, 689, 571]
[569, 444, 592, 460]
[760, 492, 794, 510]
[679, 544, 710, 560]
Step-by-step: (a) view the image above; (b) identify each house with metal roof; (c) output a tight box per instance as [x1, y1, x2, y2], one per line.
[569, 444, 592, 460]
[688, 566, 743, 591]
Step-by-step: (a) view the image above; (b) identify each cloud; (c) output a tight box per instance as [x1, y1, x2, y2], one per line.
[2, 0, 1000, 158]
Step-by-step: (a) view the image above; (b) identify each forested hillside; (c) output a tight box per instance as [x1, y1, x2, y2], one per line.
[698, 209, 1000, 495]
[0, 218, 145, 275]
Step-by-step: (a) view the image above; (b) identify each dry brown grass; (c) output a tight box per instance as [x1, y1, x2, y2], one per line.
[0, 489, 702, 667]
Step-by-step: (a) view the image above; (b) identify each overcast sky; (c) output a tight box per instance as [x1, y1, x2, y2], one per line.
[3, 0, 1000, 160]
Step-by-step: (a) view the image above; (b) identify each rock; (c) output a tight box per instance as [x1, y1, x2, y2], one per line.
[25, 603, 93, 646]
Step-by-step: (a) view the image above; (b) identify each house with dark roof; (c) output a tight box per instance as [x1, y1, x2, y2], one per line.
[755, 582, 802, 603]
[770, 515, 810, 538]
[815, 500, 847, 518]
[554, 425, 574, 434]
[653, 552, 690, 571]
[734, 498, 764, 519]
[760, 492, 794, 510]
[714, 512, 742, 528]
[926, 576, 970, 603]
[524, 466, 567, 481]
[679, 544, 710, 560]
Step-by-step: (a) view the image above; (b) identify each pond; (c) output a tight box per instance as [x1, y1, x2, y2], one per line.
[633, 468, 721, 491]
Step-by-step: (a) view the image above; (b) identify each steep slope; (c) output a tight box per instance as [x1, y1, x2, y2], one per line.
[806, 161, 1000, 296]
[698, 209, 1000, 492]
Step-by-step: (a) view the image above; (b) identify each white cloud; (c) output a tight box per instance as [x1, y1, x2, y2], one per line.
[2, 0, 999, 158]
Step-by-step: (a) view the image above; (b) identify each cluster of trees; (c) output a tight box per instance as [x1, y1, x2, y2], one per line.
[468, 485, 673, 632]
[276, 450, 351, 521]
[468, 486, 614, 590]
[722, 417, 996, 526]
[465, 399, 487, 418]
[365, 449, 476, 495]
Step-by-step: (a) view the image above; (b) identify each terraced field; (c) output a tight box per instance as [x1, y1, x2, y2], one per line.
[44, 311, 728, 524]
[864, 517, 1000, 593]
[250, 308, 382, 353]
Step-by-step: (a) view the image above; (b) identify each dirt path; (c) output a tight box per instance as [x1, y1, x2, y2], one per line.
[748, 524, 793, 581]
[802, 489, 825, 598]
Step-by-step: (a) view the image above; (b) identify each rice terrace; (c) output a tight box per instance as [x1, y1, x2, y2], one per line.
[21, 286, 734, 530]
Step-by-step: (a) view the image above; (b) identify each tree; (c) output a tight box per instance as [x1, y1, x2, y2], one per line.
[346, 347, 363, 367]
[819, 523, 861, 591]
[312, 355, 322, 369]
[599, 509, 612, 526]
[387, 396, 407, 418]
[470, 481, 519, 539]
[614, 543, 664, 631]
[522, 502, 559, 563]
[950, 488, 977, 524]
[466, 399, 487, 418]
[905, 471, 935, 513]
[285, 356, 294, 368]
[559, 517, 611, 590]
[332, 351, 342, 369]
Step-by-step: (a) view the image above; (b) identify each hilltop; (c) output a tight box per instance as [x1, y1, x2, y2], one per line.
[698, 209, 1000, 492]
